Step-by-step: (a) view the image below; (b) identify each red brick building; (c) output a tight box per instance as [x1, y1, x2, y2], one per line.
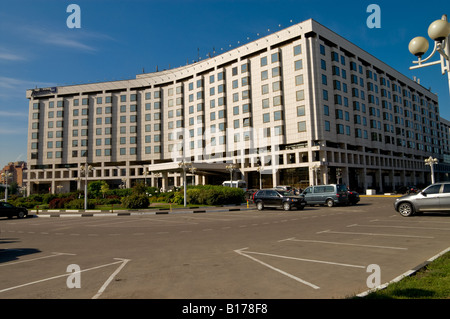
[1, 161, 27, 187]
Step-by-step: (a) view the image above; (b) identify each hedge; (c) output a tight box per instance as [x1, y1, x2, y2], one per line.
[186, 185, 245, 206]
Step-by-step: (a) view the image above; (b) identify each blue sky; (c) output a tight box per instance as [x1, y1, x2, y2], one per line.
[0, 0, 449, 170]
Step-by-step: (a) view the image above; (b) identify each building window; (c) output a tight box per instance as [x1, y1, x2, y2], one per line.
[320, 44, 326, 55]
[271, 52, 280, 63]
[296, 90, 305, 101]
[274, 111, 283, 121]
[298, 121, 306, 132]
[261, 56, 267, 66]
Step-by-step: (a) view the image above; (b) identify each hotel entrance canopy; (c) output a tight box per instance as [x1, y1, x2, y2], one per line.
[147, 162, 234, 176]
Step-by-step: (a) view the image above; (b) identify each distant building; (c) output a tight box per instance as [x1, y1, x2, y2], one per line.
[25, 18, 449, 195]
[1, 161, 27, 187]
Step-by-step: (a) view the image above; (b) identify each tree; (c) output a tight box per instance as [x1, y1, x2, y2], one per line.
[88, 180, 108, 199]
[100, 182, 109, 198]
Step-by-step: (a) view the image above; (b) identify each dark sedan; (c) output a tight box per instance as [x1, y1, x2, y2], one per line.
[253, 189, 306, 211]
[347, 190, 360, 205]
[0, 202, 28, 219]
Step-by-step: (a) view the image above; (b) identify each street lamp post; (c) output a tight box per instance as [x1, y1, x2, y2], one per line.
[179, 161, 192, 207]
[144, 169, 148, 186]
[256, 165, 263, 189]
[424, 156, 439, 184]
[336, 168, 342, 184]
[189, 166, 197, 186]
[1, 171, 12, 202]
[80, 164, 93, 210]
[226, 164, 236, 187]
[311, 165, 320, 186]
[408, 14, 450, 94]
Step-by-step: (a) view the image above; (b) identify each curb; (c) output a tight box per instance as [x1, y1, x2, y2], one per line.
[356, 246, 450, 297]
[31, 206, 254, 218]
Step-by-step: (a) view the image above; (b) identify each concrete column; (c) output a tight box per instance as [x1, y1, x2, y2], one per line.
[377, 169, 383, 193]
[162, 172, 168, 192]
[272, 169, 279, 188]
[362, 167, 368, 191]
[309, 166, 315, 186]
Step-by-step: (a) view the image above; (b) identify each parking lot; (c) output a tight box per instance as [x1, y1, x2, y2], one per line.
[1, 196, 450, 299]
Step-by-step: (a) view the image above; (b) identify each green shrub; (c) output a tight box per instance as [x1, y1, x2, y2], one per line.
[171, 192, 184, 205]
[121, 194, 150, 209]
[64, 199, 95, 209]
[186, 185, 245, 205]
[49, 197, 73, 209]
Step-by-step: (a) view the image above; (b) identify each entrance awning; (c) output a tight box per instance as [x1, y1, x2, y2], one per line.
[147, 162, 235, 176]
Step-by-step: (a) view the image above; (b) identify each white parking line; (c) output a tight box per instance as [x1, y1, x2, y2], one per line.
[92, 258, 130, 299]
[317, 229, 434, 239]
[0, 258, 130, 296]
[240, 249, 366, 269]
[234, 248, 320, 290]
[0, 252, 76, 267]
[351, 224, 450, 231]
[278, 238, 408, 251]
[371, 218, 450, 224]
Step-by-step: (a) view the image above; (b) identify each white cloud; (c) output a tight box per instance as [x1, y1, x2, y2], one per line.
[0, 111, 28, 118]
[42, 31, 97, 52]
[0, 51, 27, 61]
[18, 25, 115, 53]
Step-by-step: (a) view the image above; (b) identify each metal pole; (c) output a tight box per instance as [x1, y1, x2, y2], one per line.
[4, 172, 9, 202]
[84, 165, 88, 210]
[259, 170, 262, 189]
[430, 162, 435, 184]
[183, 165, 187, 207]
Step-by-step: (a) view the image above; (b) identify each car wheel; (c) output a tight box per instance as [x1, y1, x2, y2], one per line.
[326, 199, 334, 207]
[283, 202, 291, 211]
[398, 202, 414, 217]
[256, 202, 264, 211]
[298, 205, 305, 210]
[17, 211, 27, 219]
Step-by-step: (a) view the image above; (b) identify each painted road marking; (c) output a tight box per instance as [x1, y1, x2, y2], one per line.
[92, 258, 130, 299]
[278, 238, 408, 251]
[234, 247, 320, 290]
[0, 258, 130, 296]
[317, 229, 434, 239]
[0, 252, 75, 267]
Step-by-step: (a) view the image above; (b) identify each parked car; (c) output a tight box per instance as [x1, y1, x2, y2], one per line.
[347, 189, 360, 205]
[406, 185, 419, 194]
[301, 184, 349, 207]
[394, 182, 450, 217]
[274, 185, 292, 192]
[253, 189, 306, 211]
[0, 202, 28, 219]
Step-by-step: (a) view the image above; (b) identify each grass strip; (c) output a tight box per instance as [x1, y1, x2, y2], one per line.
[362, 251, 450, 299]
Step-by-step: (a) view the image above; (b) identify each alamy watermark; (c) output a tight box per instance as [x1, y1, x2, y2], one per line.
[366, 4, 381, 29]
[66, 264, 81, 288]
[66, 4, 81, 29]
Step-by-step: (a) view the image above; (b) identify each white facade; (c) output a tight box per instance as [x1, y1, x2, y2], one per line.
[26, 19, 447, 194]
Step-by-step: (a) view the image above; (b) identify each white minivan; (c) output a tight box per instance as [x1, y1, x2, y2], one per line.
[222, 180, 247, 191]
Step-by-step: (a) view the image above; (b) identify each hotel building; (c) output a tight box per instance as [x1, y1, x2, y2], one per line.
[26, 19, 448, 195]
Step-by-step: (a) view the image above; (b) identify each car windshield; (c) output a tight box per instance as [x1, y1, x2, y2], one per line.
[337, 185, 348, 192]
[278, 191, 293, 196]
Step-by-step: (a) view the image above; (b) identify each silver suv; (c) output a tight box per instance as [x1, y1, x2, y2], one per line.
[394, 182, 450, 217]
